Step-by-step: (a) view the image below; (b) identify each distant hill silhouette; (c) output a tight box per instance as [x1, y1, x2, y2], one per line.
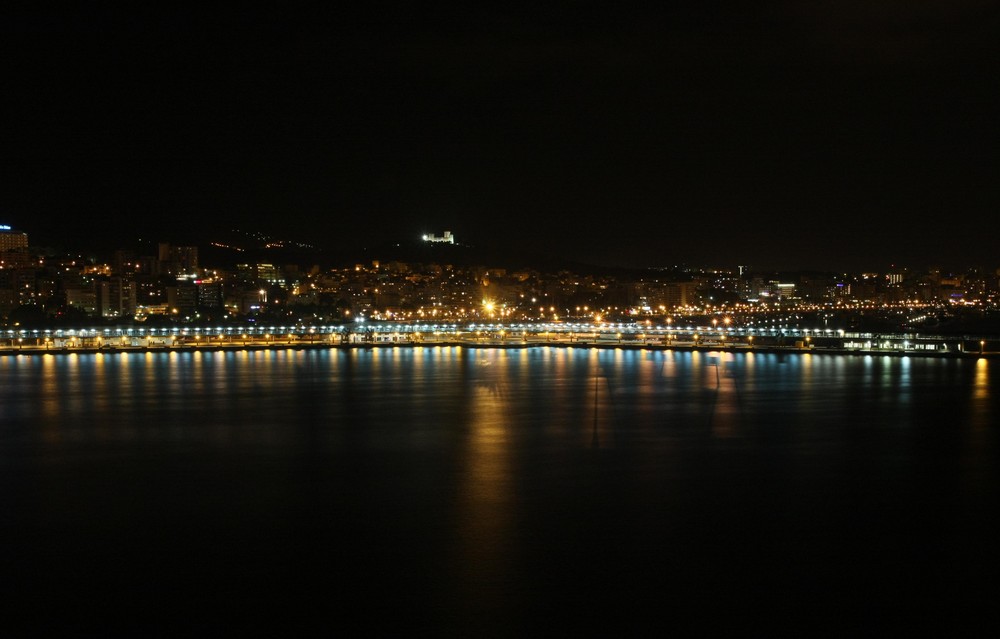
[49, 224, 665, 278]
[342, 239, 601, 273]
[199, 234, 654, 277]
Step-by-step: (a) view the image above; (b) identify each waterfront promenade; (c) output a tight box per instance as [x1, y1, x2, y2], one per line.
[1, 325, 997, 359]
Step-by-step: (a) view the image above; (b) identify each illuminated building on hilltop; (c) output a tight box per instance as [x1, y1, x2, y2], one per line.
[422, 231, 455, 244]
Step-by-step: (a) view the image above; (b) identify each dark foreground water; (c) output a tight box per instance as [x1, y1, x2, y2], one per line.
[1, 347, 998, 635]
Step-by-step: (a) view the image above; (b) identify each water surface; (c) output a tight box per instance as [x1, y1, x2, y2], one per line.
[1, 347, 997, 634]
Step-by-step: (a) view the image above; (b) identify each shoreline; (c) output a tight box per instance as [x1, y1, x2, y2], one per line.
[1, 340, 996, 359]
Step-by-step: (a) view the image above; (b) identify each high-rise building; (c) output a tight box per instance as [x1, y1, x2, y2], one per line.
[0, 225, 28, 252]
[166, 282, 198, 316]
[157, 243, 199, 276]
[197, 280, 224, 309]
[237, 263, 285, 286]
[96, 277, 137, 318]
[662, 282, 697, 308]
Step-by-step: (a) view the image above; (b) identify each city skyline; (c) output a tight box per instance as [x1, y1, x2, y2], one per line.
[4, 220, 1000, 339]
[3, 5, 998, 272]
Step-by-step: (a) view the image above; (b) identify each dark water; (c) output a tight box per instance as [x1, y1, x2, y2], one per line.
[1, 347, 998, 635]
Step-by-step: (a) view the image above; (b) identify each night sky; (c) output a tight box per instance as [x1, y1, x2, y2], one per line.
[3, 4, 998, 271]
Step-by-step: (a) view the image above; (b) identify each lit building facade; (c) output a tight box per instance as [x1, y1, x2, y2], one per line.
[0, 225, 28, 252]
[422, 231, 455, 244]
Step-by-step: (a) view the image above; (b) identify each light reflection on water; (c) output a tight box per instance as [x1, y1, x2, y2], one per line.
[2, 347, 995, 462]
[0, 348, 998, 634]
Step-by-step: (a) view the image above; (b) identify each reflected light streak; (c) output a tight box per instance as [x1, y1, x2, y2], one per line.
[974, 358, 989, 401]
[589, 349, 615, 448]
[40, 354, 61, 442]
[453, 351, 515, 612]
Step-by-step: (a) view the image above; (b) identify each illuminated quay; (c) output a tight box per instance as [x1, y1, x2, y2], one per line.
[2, 322, 996, 357]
